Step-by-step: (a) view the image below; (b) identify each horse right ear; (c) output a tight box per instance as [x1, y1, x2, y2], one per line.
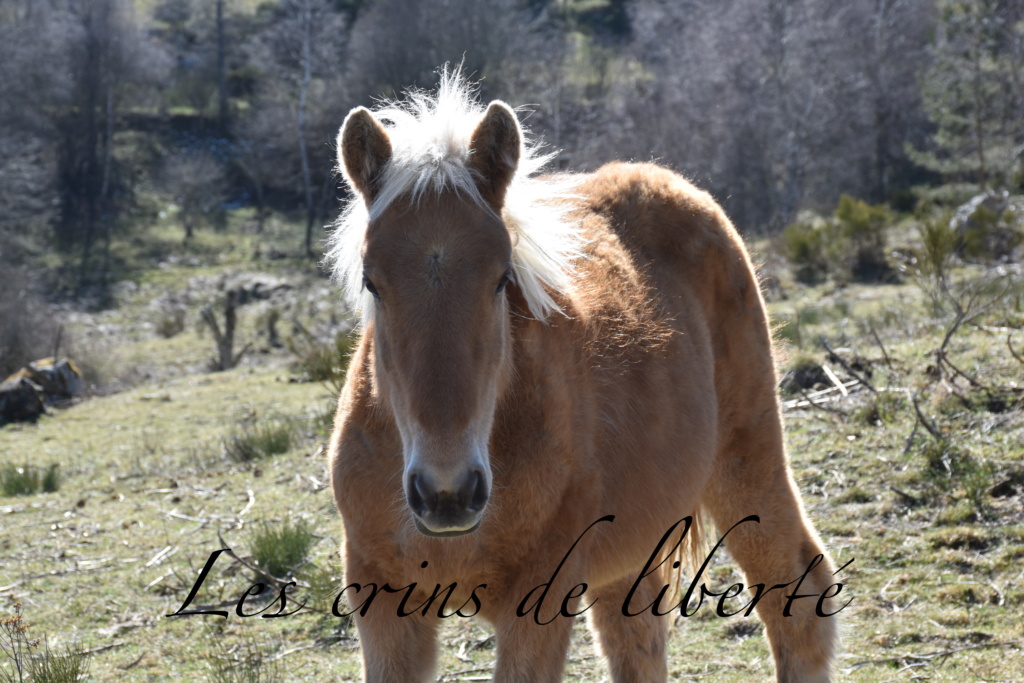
[338, 107, 392, 204]
[468, 101, 521, 209]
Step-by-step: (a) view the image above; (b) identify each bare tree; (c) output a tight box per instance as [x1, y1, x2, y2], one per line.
[163, 150, 228, 241]
[237, 0, 346, 254]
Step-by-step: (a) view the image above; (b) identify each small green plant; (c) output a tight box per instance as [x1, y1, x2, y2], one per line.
[206, 634, 282, 683]
[154, 304, 187, 339]
[1, 603, 89, 683]
[224, 421, 292, 463]
[308, 401, 337, 438]
[0, 464, 60, 497]
[920, 440, 993, 515]
[287, 327, 357, 397]
[916, 212, 958, 284]
[857, 391, 906, 426]
[249, 519, 317, 579]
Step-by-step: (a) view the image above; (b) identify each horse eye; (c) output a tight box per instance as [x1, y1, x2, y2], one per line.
[496, 269, 512, 294]
[363, 275, 380, 299]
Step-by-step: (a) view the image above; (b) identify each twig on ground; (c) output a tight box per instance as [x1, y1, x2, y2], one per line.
[911, 394, 945, 442]
[869, 324, 895, 372]
[798, 388, 848, 417]
[820, 336, 876, 393]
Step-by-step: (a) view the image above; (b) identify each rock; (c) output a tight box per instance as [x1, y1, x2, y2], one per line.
[0, 376, 45, 424]
[7, 358, 83, 402]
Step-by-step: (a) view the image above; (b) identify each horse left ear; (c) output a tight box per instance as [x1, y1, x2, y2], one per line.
[468, 101, 521, 209]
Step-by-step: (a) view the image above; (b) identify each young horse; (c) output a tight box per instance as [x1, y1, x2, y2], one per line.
[327, 74, 839, 682]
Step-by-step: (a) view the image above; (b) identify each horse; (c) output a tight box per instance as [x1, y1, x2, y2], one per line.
[326, 72, 839, 682]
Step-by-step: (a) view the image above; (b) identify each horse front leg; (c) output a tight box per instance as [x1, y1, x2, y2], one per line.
[485, 553, 587, 683]
[344, 557, 440, 683]
[351, 604, 439, 682]
[489, 608, 576, 683]
[586, 574, 669, 682]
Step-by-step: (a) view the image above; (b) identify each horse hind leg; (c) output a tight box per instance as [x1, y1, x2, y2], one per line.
[702, 420, 839, 683]
[587, 574, 669, 683]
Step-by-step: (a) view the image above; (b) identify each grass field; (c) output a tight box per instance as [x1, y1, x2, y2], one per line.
[2, 219, 1023, 681]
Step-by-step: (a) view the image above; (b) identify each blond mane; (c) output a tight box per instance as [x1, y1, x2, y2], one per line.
[326, 69, 584, 321]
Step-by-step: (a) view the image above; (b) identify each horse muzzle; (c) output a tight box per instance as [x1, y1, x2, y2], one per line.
[406, 465, 490, 537]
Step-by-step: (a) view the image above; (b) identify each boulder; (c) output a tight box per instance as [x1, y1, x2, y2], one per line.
[0, 376, 44, 424]
[7, 358, 82, 402]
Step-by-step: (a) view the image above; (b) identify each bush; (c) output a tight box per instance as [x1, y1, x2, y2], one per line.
[916, 213, 958, 281]
[834, 194, 895, 282]
[206, 634, 282, 683]
[782, 213, 833, 284]
[1, 603, 89, 683]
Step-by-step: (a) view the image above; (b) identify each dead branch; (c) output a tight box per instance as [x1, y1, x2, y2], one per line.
[798, 388, 848, 417]
[868, 324, 895, 372]
[819, 336, 876, 393]
[1009, 333, 1024, 365]
[911, 394, 945, 442]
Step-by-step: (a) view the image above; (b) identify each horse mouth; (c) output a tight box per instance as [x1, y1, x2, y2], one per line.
[413, 516, 482, 538]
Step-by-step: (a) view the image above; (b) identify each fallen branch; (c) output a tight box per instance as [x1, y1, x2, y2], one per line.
[847, 640, 1019, 669]
[820, 337, 876, 393]
[798, 388, 848, 417]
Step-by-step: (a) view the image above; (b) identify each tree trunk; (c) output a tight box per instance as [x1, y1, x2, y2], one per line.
[201, 290, 250, 371]
[298, 0, 315, 257]
[217, 0, 228, 131]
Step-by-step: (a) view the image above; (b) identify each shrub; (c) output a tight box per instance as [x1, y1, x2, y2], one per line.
[834, 194, 895, 282]
[916, 213, 958, 282]
[0, 269, 60, 379]
[1, 603, 89, 683]
[154, 304, 187, 339]
[249, 519, 317, 579]
[782, 214, 831, 284]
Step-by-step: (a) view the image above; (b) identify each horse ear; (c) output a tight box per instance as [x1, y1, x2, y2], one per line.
[468, 101, 521, 208]
[338, 107, 392, 204]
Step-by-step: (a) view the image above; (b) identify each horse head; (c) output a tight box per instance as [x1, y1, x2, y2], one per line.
[337, 100, 523, 537]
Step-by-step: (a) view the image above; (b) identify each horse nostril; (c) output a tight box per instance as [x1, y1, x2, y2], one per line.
[407, 472, 438, 516]
[461, 469, 489, 512]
